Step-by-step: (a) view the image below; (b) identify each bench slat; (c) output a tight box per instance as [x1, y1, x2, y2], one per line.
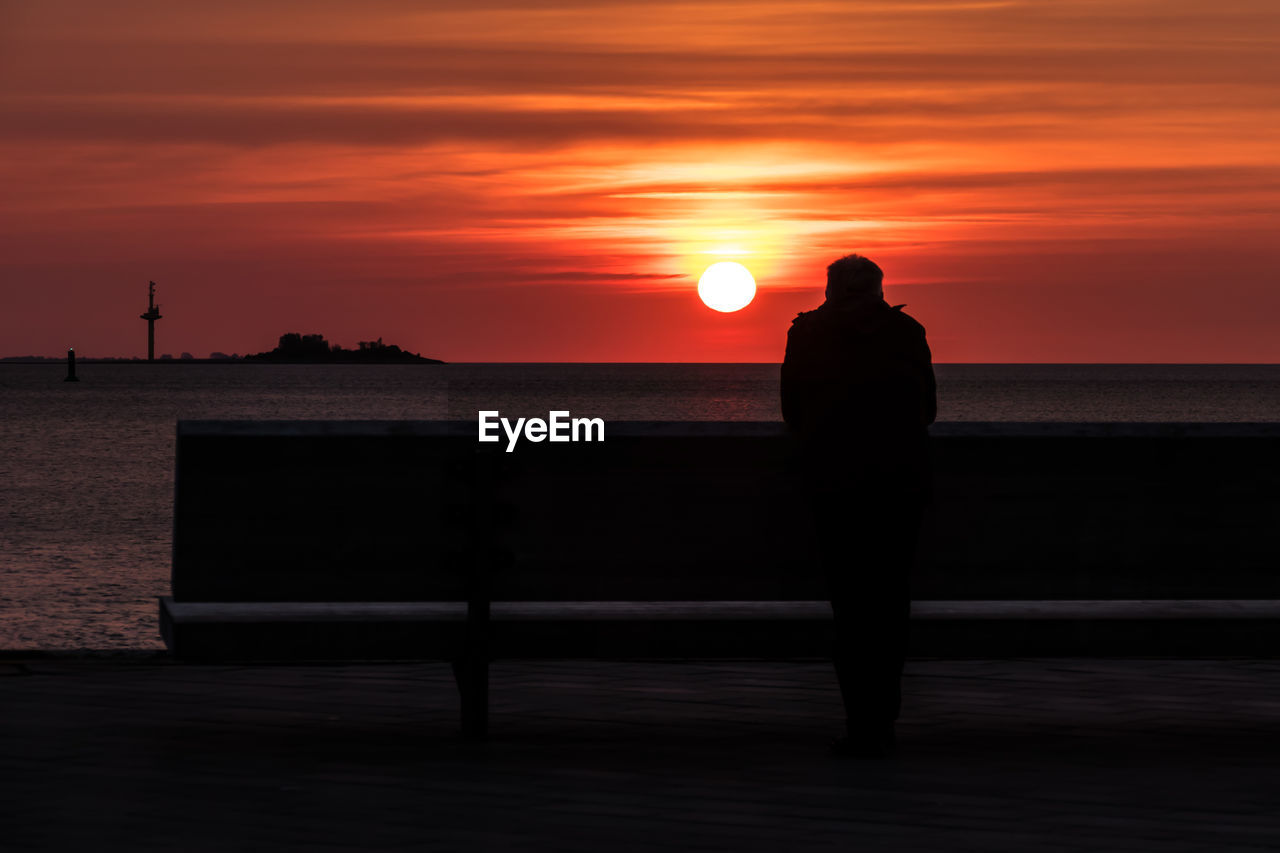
[162, 600, 467, 623]
[161, 598, 1280, 624]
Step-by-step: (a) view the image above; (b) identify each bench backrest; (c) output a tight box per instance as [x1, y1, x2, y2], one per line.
[173, 422, 472, 601]
[173, 421, 1280, 603]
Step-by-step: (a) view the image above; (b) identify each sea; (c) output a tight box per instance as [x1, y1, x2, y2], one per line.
[3, 362, 1279, 650]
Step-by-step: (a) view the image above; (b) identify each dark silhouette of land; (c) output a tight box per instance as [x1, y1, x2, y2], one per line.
[244, 332, 445, 363]
[4, 333, 445, 363]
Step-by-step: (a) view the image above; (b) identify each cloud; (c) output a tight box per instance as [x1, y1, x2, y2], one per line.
[2, 0, 1278, 359]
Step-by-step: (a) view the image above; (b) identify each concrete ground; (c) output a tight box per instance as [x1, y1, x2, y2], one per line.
[3, 656, 1279, 851]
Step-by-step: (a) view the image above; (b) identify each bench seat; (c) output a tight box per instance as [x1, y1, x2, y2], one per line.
[161, 597, 1280, 625]
[161, 597, 1280, 664]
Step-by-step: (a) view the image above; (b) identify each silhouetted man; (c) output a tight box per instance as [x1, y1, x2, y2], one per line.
[781, 253, 936, 758]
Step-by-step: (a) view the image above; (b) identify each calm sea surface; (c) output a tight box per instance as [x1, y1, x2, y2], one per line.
[3, 362, 1279, 649]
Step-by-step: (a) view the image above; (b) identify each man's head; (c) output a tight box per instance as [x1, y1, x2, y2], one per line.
[825, 254, 884, 306]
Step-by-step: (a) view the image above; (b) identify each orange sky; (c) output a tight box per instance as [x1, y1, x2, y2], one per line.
[2, 0, 1278, 361]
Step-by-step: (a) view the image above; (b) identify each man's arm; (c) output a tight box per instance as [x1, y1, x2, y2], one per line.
[917, 328, 937, 427]
[780, 325, 802, 428]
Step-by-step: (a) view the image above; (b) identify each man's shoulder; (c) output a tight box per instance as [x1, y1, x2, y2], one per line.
[788, 308, 823, 334]
[789, 301, 927, 339]
[887, 304, 927, 335]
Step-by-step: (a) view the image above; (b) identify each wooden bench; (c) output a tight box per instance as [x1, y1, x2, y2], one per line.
[160, 420, 1280, 738]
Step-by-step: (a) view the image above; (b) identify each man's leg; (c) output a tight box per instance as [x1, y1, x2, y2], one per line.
[820, 495, 921, 742]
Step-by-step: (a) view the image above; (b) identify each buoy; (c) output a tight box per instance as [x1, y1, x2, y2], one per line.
[64, 347, 80, 382]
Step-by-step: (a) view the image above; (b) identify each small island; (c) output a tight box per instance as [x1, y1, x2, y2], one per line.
[244, 333, 444, 364]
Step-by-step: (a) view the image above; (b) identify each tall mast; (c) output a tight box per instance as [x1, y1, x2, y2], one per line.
[140, 281, 163, 361]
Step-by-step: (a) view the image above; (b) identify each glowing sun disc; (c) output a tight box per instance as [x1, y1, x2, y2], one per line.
[698, 262, 756, 312]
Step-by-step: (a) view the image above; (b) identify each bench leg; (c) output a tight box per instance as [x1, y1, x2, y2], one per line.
[458, 589, 491, 741]
[452, 656, 489, 741]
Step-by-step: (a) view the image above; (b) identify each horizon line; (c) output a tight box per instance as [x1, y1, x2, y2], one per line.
[4, 358, 1280, 367]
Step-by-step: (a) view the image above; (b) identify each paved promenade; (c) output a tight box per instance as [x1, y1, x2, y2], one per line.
[4, 657, 1279, 850]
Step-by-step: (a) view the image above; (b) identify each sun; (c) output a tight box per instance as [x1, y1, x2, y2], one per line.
[697, 262, 756, 312]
